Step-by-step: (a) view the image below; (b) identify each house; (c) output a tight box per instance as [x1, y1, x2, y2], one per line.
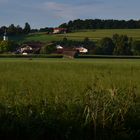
[56, 45, 63, 54]
[55, 45, 77, 57]
[17, 42, 44, 54]
[75, 47, 88, 53]
[56, 45, 63, 49]
[53, 28, 67, 34]
[55, 45, 88, 57]
[20, 45, 33, 54]
[22, 52, 28, 55]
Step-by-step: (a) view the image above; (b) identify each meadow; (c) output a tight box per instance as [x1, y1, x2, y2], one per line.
[9, 29, 140, 43]
[0, 58, 140, 139]
[64, 29, 140, 41]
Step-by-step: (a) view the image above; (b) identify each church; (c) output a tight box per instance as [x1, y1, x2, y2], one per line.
[3, 29, 8, 41]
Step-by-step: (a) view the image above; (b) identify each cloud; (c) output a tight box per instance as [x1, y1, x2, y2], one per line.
[40, 1, 104, 20]
[0, 0, 140, 28]
[77, 0, 104, 5]
[40, 0, 140, 22]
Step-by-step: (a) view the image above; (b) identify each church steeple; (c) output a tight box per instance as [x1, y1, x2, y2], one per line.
[3, 29, 8, 41]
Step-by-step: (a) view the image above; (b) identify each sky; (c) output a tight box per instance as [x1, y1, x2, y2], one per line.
[0, 0, 140, 28]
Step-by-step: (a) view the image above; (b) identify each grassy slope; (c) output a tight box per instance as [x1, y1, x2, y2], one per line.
[9, 29, 140, 43]
[64, 29, 140, 41]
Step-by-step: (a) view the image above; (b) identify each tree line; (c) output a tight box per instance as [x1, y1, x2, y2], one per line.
[95, 34, 132, 55]
[59, 19, 140, 30]
[0, 23, 55, 35]
[0, 22, 31, 36]
[41, 35, 140, 56]
[1, 19, 140, 36]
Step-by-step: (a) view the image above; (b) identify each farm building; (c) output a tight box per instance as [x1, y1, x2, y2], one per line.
[55, 45, 88, 56]
[56, 45, 63, 53]
[55, 46, 78, 58]
[53, 28, 67, 34]
[56, 45, 63, 49]
[17, 42, 44, 54]
[75, 47, 88, 53]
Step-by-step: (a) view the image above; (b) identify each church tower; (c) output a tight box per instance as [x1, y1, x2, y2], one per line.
[3, 29, 8, 41]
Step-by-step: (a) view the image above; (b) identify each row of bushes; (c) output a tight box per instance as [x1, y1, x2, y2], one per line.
[76, 55, 140, 59]
[1, 54, 140, 59]
[0, 54, 63, 58]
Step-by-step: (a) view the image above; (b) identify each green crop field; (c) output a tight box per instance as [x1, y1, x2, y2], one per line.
[9, 29, 140, 43]
[0, 58, 140, 139]
[64, 29, 140, 41]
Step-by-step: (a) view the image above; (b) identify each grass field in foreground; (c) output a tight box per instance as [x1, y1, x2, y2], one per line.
[0, 59, 140, 139]
[8, 29, 140, 43]
[0, 58, 140, 92]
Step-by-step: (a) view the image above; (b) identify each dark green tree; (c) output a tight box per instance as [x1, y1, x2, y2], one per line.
[113, 34, 132, 55]
[132, 41, 140, 55]
[16, 25, 23, 35]
[23, 22, 31, 34]
[7, 24, 16, 35]
[83, 37, 90, 46]
[63, 37, 68, 42]
[99, 37, 115, 55]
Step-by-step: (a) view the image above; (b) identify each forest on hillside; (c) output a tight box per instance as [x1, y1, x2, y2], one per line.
[59, 19, 140, 30]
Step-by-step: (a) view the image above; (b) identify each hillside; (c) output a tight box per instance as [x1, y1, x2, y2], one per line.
[7, 29, 140, 43]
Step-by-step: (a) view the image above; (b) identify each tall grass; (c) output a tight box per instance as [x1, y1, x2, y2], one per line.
[84, 78, 137, 139]
[0, 59, 139, 139]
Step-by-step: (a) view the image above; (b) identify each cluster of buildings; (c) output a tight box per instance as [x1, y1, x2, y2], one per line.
[2, 28, 88, 57]
[16, 42, 44, 55]
[16, 44, 88, 56]
[56, 45, 88, 54]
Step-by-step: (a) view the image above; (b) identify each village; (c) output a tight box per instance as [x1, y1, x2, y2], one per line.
[1, 27, 88, 58]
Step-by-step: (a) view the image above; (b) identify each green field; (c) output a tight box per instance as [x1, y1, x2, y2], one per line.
[0, 58, 140, 139]
[65, 29, 140, 41]
[9, 29, 140, 43]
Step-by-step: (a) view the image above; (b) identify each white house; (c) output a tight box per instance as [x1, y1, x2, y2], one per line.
[22, 52, 28, 55]
[56, 45, 63, 49]
[76, 47, 88, 53]
[17, 42, 43, 54]
[56, 45, 63, 53]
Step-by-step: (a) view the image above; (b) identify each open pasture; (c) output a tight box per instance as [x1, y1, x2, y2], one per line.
[63, 29, 140, 41]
